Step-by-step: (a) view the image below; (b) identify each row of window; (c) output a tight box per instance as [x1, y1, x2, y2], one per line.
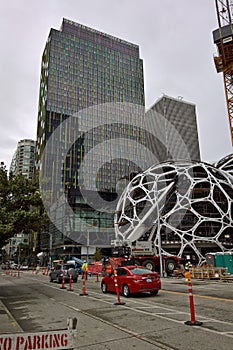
[61, 24, 139, 58]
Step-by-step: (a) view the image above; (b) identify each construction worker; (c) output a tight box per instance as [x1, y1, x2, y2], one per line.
[184, 261, 191, 271]
[81, 260, 88, 280]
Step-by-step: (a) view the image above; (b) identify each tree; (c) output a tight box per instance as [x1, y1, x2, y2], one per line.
[94, 247, 103, 261]
[0, 164, 49, 248]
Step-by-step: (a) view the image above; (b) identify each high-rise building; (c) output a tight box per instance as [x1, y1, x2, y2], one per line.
[10, 139, 36, 180]
[36, 19, 145, 253]
[146, 95, 201, 163]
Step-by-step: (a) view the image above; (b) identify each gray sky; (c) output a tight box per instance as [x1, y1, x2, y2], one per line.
[0, 0, 232, 169]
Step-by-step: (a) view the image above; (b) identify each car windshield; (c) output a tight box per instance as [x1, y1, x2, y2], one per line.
[129, 267, 153, 275]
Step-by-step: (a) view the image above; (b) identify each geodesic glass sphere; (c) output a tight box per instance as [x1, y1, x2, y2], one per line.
[215, 153, 233, 178]
[114, 160, 233, 261]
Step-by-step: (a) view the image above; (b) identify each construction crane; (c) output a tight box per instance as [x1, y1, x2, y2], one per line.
[213, 0, 233, 145]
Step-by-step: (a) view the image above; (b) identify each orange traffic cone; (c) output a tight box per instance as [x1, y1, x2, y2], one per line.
[96, 273, 99, 282]
[68, 272, 74, 292]
[60, 273, 66, 289]
[113, 270, 125, 305]
[80, 271, 88, 296]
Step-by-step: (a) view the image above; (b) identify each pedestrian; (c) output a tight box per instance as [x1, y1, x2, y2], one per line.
[129, 255, 135, 265]
[81, 260, 88, 280]
[36, 264, 40, 274]
[102, 257, 108, 275]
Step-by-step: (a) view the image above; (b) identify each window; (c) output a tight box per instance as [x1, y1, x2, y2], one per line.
[117, 268, 128, 276]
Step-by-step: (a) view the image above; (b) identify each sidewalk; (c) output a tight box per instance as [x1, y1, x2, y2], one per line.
[0, 300, 22, 334]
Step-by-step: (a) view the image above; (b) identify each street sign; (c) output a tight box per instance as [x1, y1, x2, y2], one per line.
[0, 329, 76, 350]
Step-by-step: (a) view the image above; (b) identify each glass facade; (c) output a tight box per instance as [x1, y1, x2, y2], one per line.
[36, 19, 145, 248]
[146, 95, 201, 163]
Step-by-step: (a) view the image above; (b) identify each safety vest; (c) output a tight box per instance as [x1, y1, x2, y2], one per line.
[82, 263, 88, 271]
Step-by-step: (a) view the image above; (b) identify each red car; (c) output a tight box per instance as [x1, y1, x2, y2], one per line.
[101, 266, 161, 297]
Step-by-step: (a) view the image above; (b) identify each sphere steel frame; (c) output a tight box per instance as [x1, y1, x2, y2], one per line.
[114, 160, 233, 262]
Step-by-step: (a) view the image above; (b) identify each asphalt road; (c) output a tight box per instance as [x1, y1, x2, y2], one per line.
[1, 269, 233, 350]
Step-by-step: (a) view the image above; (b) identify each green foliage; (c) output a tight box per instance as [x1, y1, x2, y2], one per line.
[0, 165, 49, 248]
[94, 247, 103, 261]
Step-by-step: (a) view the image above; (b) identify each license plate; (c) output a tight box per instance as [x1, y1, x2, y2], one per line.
[146, 278, 152, 282]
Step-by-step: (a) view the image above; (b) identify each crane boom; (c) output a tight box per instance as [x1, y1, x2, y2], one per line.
[215, 0, 232, 26]
[213, 0, 233, 145]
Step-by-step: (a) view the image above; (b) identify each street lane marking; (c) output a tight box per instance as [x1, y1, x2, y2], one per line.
[59, 302, 176, 350]
[161, 289, 233, 302]
[21, 273, 233, 337]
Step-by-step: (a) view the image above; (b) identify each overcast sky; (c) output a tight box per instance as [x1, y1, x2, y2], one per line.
[0, 0, 232, 169]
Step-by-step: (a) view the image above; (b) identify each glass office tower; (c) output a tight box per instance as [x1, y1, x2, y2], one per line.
[146, 95, 201, 163]
[36, 19, 145, 252]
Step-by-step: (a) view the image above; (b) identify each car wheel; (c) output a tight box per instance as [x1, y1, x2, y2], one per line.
[101, 282, 107, 293]
[122, 284, 130, 297]
[150, 290, 158, 296]
[50, 276, 53, 282]
[165, 259, 176, 275]
[142, 260, 155, 271]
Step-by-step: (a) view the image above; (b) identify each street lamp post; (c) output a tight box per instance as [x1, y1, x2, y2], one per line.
[18, 247, 23, 266]
[86, 231, 89, 261]
[157, 214, 163, 278]
[18, 247, 20, 266]
[154, 179, 164, 278]
[49, 233, 53, 263]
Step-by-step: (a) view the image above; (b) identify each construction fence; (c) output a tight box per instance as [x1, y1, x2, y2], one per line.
[173, 265, 233, 281]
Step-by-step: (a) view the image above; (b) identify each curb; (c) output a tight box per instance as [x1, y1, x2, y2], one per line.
[0, 300, 22, 334]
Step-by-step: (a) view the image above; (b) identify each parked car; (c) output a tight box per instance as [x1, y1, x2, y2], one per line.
[49, 263, 78, 283]
[50, 259, 64, 270]
[10, 263, 18, 270]
[101, 266, 161, 297]
[20, 264, 29, 270]
[1, 262, 10, 270]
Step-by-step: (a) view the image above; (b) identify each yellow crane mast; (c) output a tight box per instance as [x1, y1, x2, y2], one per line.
[213, 0, 233, 145]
